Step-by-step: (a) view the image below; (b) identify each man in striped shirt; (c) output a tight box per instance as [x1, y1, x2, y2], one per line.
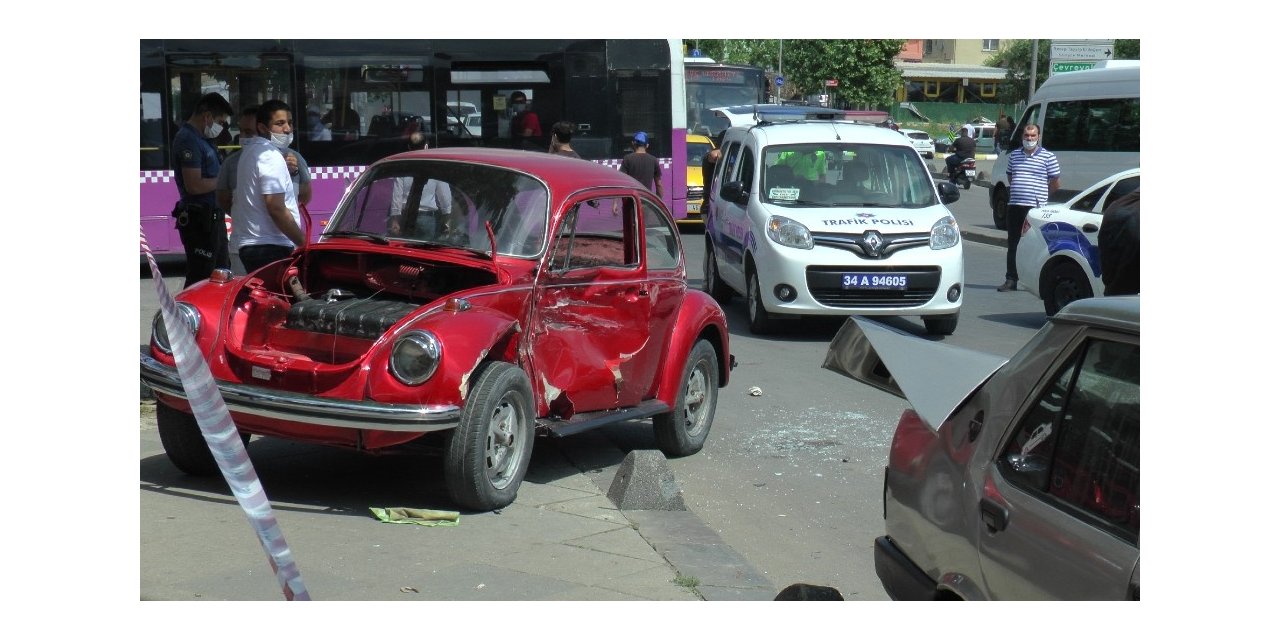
[999, 124, 1060, 292]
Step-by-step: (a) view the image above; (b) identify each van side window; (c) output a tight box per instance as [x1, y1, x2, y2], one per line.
[719, 142, 742, 199]
[1042, 98, 1140, 153]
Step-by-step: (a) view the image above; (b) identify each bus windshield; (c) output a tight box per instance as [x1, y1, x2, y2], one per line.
[685, 64, 767, 138]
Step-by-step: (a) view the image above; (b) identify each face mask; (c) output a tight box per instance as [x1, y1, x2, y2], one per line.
[204, 122, 224, 139]
[512, 103, 526, 114]
[1022, 139, 1037, 151]
[270, 131, 294, 149]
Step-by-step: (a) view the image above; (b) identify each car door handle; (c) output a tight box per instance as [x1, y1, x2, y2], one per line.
[1082, 223, 1098, 233]
[979, 497, 1009, 533]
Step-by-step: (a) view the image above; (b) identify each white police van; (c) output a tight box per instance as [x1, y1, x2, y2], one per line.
[990, 62, 1139, 230]
[703, 113, 964, 335]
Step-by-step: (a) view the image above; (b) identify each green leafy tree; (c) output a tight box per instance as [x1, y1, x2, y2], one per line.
[685, 39, 904, 108]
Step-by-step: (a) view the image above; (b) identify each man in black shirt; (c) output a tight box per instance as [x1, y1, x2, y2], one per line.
[1099, 190, 1140, 296]
[619, 131, 662, 196]
[945, 125, 977, 177]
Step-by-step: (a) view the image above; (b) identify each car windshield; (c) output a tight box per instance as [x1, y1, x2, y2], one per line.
[325, 160, 549, 257]
[687, 141, 713, 166]
[760, 143, 938, 208]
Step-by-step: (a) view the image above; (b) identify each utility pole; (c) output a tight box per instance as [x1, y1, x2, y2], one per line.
[1029, 39, 1039, 97]
[778, 40, 783, 104]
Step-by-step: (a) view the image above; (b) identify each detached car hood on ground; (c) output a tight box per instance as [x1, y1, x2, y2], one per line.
[821, 317, 1007, 431]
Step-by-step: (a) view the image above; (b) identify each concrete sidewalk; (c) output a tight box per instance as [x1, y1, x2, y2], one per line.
[140, 404, 776, 601]
[929, 157, 1007, 249]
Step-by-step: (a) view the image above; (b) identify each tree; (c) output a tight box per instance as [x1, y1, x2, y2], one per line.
[685, 39, 905, 109]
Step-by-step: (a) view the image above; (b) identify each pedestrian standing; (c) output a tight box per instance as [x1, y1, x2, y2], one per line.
[171, 92, 234, 289]
[619, 132, 663, 196]
[994, 115, 1012, 155]
[218, 105, 313, 216]
[700, 148, 722, 217]
[230, 100, 306, 274]
[509, 91, 542, 151]
[549, 121, 581, 158]
[998, 124, 1060, 292]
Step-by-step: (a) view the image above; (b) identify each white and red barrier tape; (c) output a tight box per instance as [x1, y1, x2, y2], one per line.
[141, 225, 310, 601]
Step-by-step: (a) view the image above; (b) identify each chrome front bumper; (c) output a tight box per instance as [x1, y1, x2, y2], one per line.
[140, 351, 460, 433]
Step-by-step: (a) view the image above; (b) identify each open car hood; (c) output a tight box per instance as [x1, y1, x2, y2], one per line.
[821, 317, 1008, 431]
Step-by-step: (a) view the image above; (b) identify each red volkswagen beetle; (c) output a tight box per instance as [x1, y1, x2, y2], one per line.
[141, 148, 733, 511]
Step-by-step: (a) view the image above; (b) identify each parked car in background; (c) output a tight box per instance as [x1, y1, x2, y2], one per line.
[704, 115, 964, 336]
[141, 148, 733, 512]
[684, 132, 716, 225]
[1016, 168, 1140, 315]
[899, 129, 935, 159]
[824, 295, 1140, 600]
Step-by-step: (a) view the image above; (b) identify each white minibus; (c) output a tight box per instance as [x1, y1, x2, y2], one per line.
[989, 62, 1139, 229]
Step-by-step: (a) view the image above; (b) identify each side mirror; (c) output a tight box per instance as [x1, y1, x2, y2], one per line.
[722, 180, 750, 206]
[937, 181, 960, 205]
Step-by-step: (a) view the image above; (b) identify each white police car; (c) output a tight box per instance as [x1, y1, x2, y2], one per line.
[1016, 168, 1140, 316]
[704, 115, 964, 335]
[899, 129, 935, 159]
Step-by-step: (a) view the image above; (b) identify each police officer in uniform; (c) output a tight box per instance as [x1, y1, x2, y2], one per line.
[171, 93, 234, 288]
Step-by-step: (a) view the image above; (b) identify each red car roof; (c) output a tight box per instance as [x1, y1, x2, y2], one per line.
[375, 147, 644, 200]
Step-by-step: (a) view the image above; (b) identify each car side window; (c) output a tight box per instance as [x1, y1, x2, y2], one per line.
[999, 337, 1140, 540]
[1072, 184, 1110, 212]
[1102, 177, 1140, 211]
[641, 200, 680, 271]
[549, 196, 638, 272]
[719, 142, 741, 199]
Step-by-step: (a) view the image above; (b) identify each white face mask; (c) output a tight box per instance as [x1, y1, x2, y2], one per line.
[204, 122, 224, 139]
[270, 131, 294, 149]
[1022, 138, 1038, 151]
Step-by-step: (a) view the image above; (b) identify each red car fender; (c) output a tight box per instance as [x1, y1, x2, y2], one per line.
[364, 304, 521, 405]
[149, 277, 241, 369]
[652, 290, 731, 407]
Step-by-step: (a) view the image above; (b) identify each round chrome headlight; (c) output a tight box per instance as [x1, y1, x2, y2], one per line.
[390, 330, 443, 386]
[151, 303, 201, 355]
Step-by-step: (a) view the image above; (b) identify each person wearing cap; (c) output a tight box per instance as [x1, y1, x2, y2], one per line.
[619, 131, 663, 196]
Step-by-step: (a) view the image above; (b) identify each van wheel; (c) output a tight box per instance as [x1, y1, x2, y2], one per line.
[747, 271, 779, 334]
[703, 238, 734, 304]
[1043, 262, 1092, 316]
[992, 187, 1008, 230]
[924, 313, 958, 336]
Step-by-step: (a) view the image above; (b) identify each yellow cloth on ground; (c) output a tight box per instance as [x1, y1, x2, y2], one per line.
[369, 507, 460, 526]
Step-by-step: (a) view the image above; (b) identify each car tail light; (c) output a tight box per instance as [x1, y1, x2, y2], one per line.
[887, 409, 934, 474]
[1021, 218, 1031, 236]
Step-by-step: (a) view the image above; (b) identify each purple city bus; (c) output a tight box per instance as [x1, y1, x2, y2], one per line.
[141, 39, 690, 259]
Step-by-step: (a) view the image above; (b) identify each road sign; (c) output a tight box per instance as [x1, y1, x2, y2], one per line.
[1052, 61, 1099, 73]
[775, 75, 785, 87]
[1050, 43, 1114, 60]
[691, 49, 702, 58]
[825, 79, 838, 87]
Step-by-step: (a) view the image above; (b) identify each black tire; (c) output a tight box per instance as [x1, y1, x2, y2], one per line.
[962, 178, 971, 190]
[747, 271, 779, 334]
[653, 339, 719, 457]
[157, 402, 249, 476]
[923, 313, 959, 336]
[703, 238, 734, 304]
[992, 186, 1009, 231]
[1043, 262, 1092, 316]
[444, 361, 536, 511]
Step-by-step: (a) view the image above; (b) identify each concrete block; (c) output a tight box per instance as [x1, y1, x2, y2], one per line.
[606, 450, 687, 511]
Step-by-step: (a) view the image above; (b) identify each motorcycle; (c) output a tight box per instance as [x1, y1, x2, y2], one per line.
[948, 156, 977, 190]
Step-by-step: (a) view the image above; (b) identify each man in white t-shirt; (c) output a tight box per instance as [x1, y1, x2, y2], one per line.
[230, 100, 306, 273]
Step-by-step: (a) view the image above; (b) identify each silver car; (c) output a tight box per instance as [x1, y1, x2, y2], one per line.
[824, 296, 1140, 600]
